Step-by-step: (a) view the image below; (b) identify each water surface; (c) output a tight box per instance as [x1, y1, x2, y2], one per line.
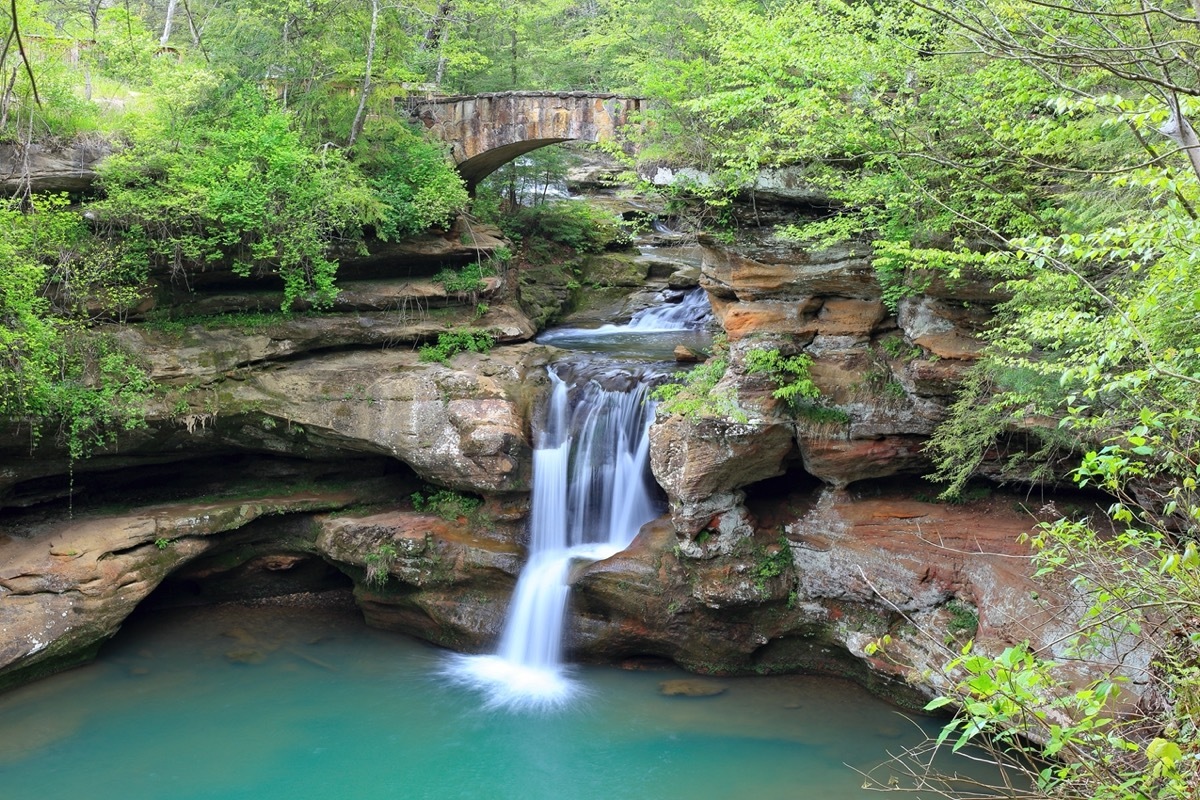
[0, 602, 956, 800]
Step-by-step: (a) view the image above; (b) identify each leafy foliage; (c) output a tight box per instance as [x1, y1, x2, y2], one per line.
[417, 330, 495, 364]
[752, 535, 793, 593]
[353, 119, 469, 241]
[0, 195, 151, 461]
[94, 82, 379, 310]
[652, 355, 746, 422]
[434, 261, 495, 295]
[500, 201, 630, 256]
[410, 488, 483, 522]
[743, 347, 819, 408]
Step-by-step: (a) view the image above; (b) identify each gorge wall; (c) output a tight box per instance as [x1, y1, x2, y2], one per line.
[0, 193, 1106, 708]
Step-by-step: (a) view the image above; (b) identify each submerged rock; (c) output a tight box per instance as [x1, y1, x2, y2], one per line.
[659, 678, 728, 697]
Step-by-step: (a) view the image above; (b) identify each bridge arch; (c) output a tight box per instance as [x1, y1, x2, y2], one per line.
[411, 91, 642, 190]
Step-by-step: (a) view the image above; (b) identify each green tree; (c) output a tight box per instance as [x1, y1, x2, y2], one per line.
[0, 194, 151, 461]
[93, 79, 380, 309]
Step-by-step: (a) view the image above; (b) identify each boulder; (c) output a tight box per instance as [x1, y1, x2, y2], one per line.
[897, 296, 988, 361]
[0, 138, 111, 194]
[317, 510, 523, 651]
[650, 414, 795, 534]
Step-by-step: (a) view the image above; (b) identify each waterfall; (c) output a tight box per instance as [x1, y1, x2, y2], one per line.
[624, 287, 712, 331]
[445, 365, 661, 710]
[445, 287, 711, 711]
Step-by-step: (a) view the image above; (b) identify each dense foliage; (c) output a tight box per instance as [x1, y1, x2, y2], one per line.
[0, 195, 150, 460]
[94, 82, 379, 309]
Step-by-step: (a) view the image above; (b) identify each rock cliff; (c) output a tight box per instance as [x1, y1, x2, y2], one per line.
[0, 202, 1106, 709]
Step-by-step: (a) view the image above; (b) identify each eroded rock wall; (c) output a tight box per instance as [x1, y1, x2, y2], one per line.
[0, 201, 1104, 710]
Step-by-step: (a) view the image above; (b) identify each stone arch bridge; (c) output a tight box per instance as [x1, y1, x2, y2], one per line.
[410, 91, 642, 190]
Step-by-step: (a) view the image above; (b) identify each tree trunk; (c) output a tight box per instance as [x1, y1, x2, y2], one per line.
[160, 0, 179, 46]
[510, 27, 517, 86]
[347, 0, 380, 147]
[421, 1, 453, 88]
[1159, 95, 1200, 186]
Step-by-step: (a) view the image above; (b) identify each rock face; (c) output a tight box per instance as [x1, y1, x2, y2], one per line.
[644, 233, 1000, 543]
[649, 414, 794, 536]
[0, 483, 530, 689]
[0, 196, 1101, 716]
[0, 343, 549, 508]
[567, 485, 1095, 708]
[0, 489, 371, 690]
[316, 510, 524, 651]
[222, 347, 544, 493]
[0, 138, 112, 194]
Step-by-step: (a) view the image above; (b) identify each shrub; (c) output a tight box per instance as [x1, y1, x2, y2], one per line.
[0, 195, 151, 463]
[411, 489, 482, 522]
[353, 119, 469, 240]
[417, 330, 495, 364]
[94, 80, 379, 310]
[502, 201, 630, 254]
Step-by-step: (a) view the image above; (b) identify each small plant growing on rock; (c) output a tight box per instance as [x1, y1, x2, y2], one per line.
[434, 262, 495, 295]
[364, 542, 399, 588]
[744, 345, 850, 424]
[944, 598, 979, 642]
[154, 537, 171, 550]
[753, 535, 793, 593]
[653, 339, 746, 422]
[418, 330, 495, 364]
[411, 488, 483, 522]
[879, 334, 908, 359]
[794, 404, 850, 425]
[652, 358, 745, 420]
[883, 379, 908, 400]
[744, 347, 820, 409]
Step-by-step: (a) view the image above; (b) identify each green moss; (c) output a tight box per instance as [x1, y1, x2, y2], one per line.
[945, 599, 979, 639]
[753, 536, 793, 593]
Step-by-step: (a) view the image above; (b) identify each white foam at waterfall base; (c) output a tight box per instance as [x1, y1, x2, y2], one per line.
[443, 364, 661, 712]
[443, 542, 623, 712]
